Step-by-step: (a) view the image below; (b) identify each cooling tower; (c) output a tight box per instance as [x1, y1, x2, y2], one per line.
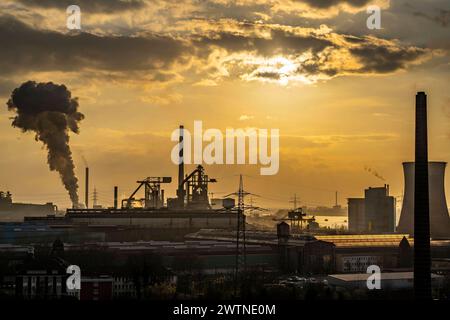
[398, 161, 450, 238]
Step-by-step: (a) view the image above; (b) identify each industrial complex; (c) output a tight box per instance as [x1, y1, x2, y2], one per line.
[1, 94, 450, 301]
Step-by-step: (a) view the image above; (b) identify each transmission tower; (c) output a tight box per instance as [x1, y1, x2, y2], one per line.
[289, 193, 299, 210]
[237, 175, 246, 277]
[226, 174, 258, 296]
[92, 187, 98, 207]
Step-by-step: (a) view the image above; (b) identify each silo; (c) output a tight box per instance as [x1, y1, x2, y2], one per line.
[397, 161, 450, 238]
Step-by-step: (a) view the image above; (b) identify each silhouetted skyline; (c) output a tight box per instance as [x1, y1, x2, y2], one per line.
[0, 0, 449, 210]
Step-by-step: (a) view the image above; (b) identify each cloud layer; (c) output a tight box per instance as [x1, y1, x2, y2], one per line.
[16, 0, 146, 13]
[0, 0, 446, 92]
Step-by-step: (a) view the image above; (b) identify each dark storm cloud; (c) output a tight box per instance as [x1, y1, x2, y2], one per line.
[15, 0, 146, 13]
[0, 15, 190, 75]
[0, 14, 432, 84]
[191, 1, 273, 21]
[253, 71, 282, 80]
[414, 9, 450, 28]
[331, 0, 449, 51]
[195, 28, 334, 56]
[343, 35, 366, 43]
[349, 44, 427, 73]
[293, 0, 371, 9]
[298, 62, 338, 77]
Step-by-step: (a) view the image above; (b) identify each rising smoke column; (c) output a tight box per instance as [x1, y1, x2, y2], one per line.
[364, 165, 386, 181]
[7, 81, 84, 206]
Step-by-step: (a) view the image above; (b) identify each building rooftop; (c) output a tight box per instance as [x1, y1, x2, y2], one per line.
[186, 229, 319, 246]
[62, 240, 274, 255]
[328, 272, 443, 282]
[315, 234, 411, 248]
[315, 234, 450, 248]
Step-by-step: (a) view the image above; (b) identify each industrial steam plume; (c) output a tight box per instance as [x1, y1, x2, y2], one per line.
[364, 165, 385, 181]
[7, 81, 84, 207]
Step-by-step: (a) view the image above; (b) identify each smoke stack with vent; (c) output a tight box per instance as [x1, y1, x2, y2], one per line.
[7, 81, 84, 207]
[413, 92, 431, 300]
[85, 167, 89, 209]
[114, 186, 118, 209]
[177, 125, 185, 207]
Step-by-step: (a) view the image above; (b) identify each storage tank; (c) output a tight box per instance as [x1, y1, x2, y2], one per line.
[397, 161, 450, 238]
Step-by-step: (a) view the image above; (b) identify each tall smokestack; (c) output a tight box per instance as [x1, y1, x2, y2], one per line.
[414, 91, 431, 299]
[85, 167, 89, 209]
[114, 186, 118, 209]
[177, 125, 185, 207]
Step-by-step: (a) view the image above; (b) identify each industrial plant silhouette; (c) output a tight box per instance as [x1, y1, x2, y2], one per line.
[0, 91, 449, 302]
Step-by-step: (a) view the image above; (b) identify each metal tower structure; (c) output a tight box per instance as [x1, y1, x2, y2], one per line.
[273, 196, 315, 232]
[247, 196, 268, 217]
[182, 165, 217, 209]
[123, 177, 171, 209]
[237, 175, 246, 277]
[226, 174, 257, 296]
[92, 187, 98, 207]
[289, 193, 299, 210]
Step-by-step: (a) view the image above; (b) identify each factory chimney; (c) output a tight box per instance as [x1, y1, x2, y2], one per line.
[177, 125, 185, 207]
[414, 91, 431, 300]
[85, 167, 89, 209]
[114, 186, 118, 209]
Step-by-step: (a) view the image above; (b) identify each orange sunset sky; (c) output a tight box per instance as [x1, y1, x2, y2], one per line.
[0, 0, 449, 211]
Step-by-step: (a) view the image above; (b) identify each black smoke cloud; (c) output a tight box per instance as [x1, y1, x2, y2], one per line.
[294, 0, 371, 9]
[0, 15, 189, 76]
[7, 81, 84, 206]
[350, 44, 427, 73]
[16, 0, 146, 13]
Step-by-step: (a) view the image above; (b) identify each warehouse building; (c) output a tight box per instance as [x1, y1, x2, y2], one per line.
[327, 272, 444, 290]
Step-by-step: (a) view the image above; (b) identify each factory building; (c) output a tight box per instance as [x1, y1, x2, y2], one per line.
[21, 126, 244, 239]
[315, 234, 408, 273]
[347, 198, 365, 232]
[58, 240, 279, 275]
[348, 185, 396, 233]
[79, 276, 114, 301]
[14, 257, 70, 299]
[0, 191, 57, 220]
[187, 227, 336, 275]
[315, 234, 450, 273]
[327, 272, 444, 291]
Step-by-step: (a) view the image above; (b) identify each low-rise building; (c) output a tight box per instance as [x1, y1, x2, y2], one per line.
[327, 272, 444, 291]
[14, 257, 69, 299]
